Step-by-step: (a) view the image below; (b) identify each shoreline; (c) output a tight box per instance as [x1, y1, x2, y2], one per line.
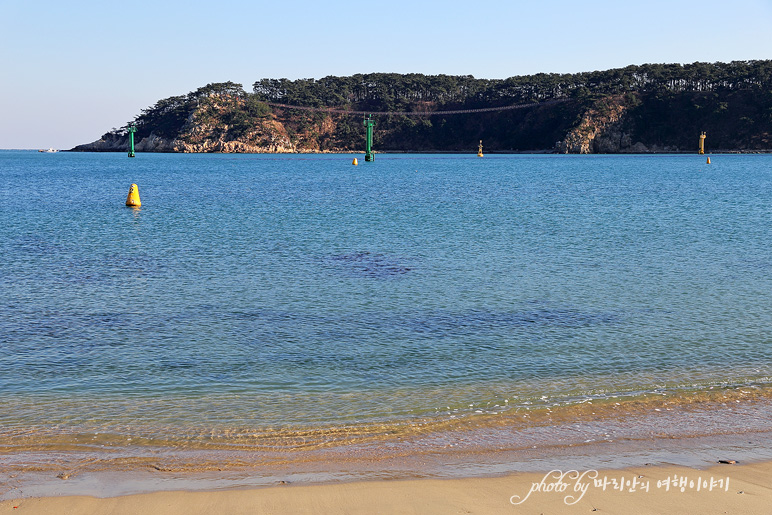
[3, 459, 770, 514]
[4, 390, 772, 503]
[61, 148, 772, 154]
[5, 147, 771, 154]
[6, 147, 772, 154]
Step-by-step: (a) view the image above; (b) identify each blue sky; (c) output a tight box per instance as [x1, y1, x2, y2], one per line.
[2, 0, 771, 149]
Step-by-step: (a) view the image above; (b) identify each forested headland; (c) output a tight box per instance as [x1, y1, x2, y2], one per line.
[72, 61, 772, 153]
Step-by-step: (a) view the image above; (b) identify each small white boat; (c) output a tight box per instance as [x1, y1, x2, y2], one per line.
[38, 148, 58, 153]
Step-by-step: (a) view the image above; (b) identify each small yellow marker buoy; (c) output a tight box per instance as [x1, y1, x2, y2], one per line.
[707, 157, 711, 164]
[477, 140, 484, 157]
[126, 183, 141, 207]
[352, 158, 358, 166]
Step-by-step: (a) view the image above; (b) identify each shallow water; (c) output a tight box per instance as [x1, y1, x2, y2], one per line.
[2, 151, 772, 458]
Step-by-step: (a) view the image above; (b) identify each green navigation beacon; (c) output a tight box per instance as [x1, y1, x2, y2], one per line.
[364, 115, 375, 162]
[128, 123, 137, 158]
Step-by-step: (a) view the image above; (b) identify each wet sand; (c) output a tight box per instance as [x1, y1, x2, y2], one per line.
[2, 460, 771, 515]
[3, 391, 772, 513]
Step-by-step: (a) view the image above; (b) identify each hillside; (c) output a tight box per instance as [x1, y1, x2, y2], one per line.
[72, 61, 772, 154]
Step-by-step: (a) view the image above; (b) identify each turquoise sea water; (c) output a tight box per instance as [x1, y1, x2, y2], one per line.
[1, 151, 772, 451]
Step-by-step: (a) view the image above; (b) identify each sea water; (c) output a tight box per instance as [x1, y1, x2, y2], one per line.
[1, 151, 772, 467]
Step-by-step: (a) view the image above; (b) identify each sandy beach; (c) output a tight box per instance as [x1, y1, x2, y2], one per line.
[2, 460, 770, 514]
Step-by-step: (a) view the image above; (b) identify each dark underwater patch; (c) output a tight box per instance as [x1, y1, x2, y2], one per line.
[328, 251, 413, 279]
[405, 309, 621, 337]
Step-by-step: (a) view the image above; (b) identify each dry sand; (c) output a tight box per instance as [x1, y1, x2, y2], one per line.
[2, 461, 770, 514]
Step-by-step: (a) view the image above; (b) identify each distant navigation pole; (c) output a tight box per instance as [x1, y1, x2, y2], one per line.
[478, 140, 484, 157]
[364, 115, 375, 162]
[699, 131, 706, 155]
[128, 123, 137, 158]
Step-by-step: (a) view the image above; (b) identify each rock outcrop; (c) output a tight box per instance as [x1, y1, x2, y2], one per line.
[555, 95, 639, 153]
[73, 102, 302, 153]
[73, 132, 130, 152]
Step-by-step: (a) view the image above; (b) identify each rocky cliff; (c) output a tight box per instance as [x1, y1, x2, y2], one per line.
[74, 94, 301, 153]
[556, 95, 633, 153]
[554, 94, 668, 153]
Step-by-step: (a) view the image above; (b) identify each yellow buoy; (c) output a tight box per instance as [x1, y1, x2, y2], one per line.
[477, 140, 484, 157]
[352, 158, 358, 166]
[707, 157, 711, 164]
[126, 183, 141, 207]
